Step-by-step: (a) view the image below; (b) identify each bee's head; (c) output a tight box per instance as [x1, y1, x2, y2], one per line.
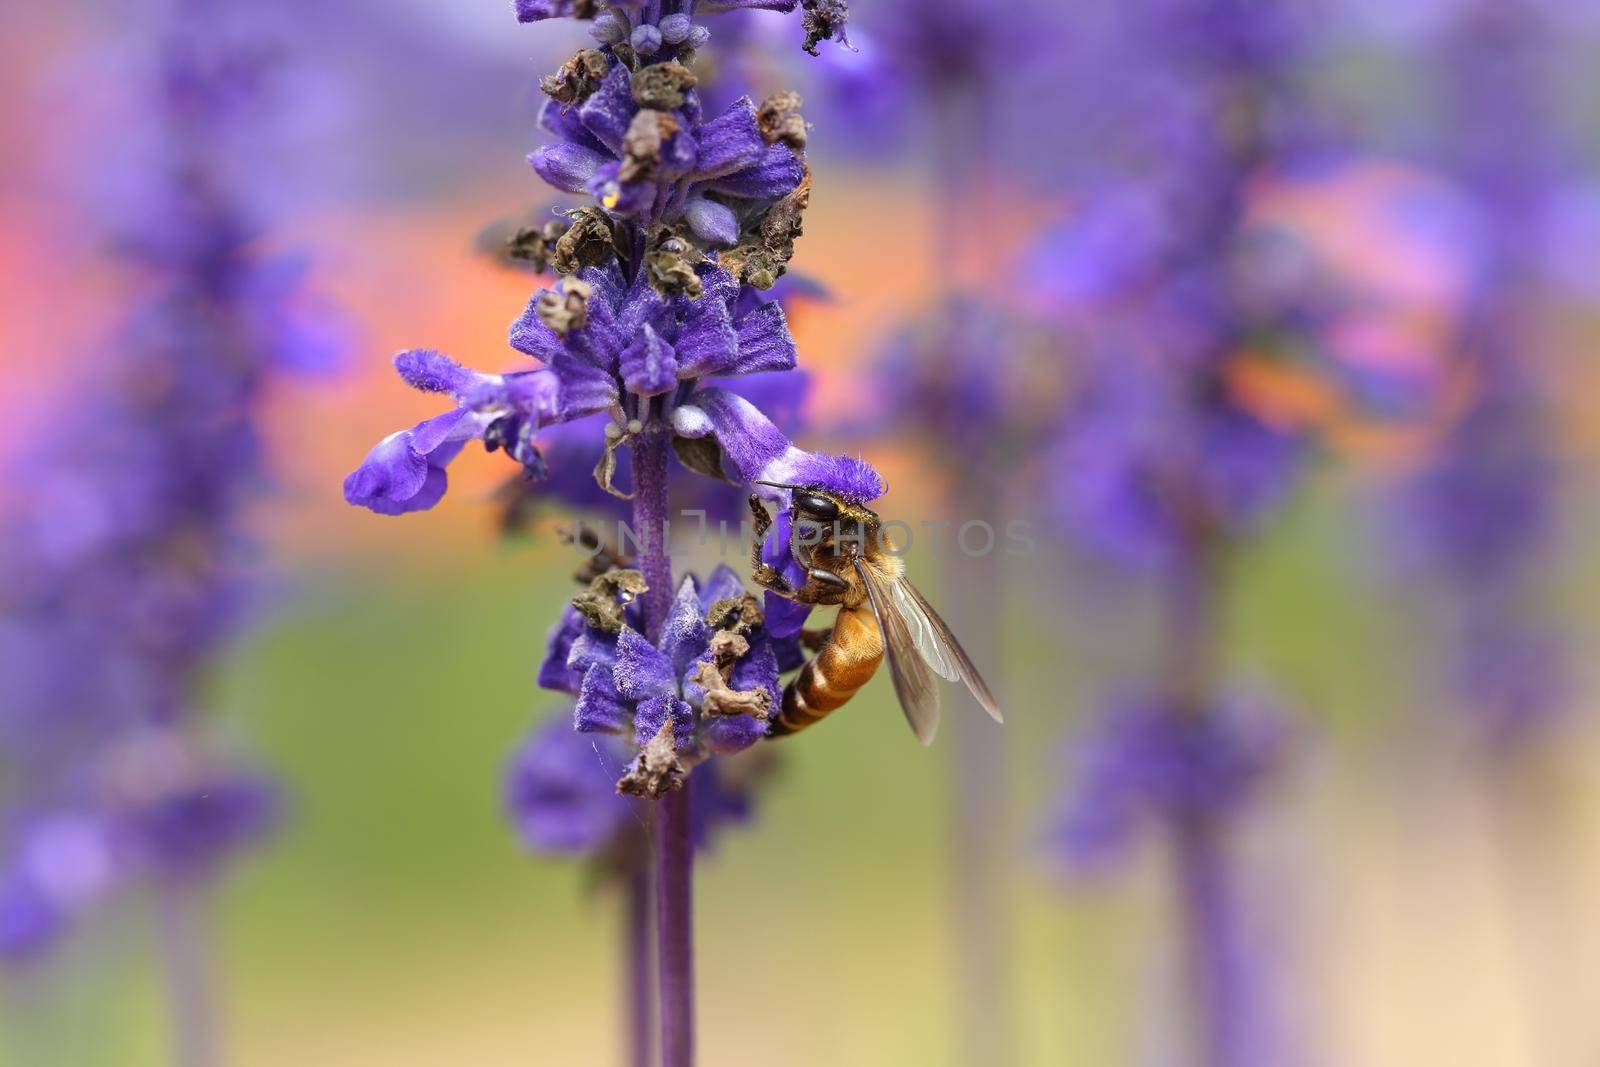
[756, 482, 881, 551]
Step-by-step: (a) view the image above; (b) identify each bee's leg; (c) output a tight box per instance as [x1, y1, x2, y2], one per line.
[749, 494, 800, 596]
[799, 626, 833, 652]
[807, 568, 850, 592]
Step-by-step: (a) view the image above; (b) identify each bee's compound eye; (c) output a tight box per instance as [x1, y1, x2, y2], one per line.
[793, 491, 840, 521]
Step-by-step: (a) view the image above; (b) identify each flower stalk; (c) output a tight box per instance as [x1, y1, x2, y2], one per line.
[628, 423, 696, 1065]
[624, 864, 656, 1067]
[156, 879, 221, 1067]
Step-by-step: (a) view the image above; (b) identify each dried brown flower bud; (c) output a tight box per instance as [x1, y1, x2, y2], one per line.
[632, 61, 698, 111]
[618, 111, 681, 183]
[550, 207, 617, 275]
[757, 91, 808, 151]
[540, 48, 609, 105]
[506, 220, 569, 273]
[644, 230, 705, 298]
[571, 567, 650, 633]
[536, 277, 593, 337]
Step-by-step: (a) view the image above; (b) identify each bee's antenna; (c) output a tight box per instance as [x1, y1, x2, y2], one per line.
[753, 480, 805, 491]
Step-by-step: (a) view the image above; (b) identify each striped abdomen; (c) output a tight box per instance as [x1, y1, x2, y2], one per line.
[770, 604, 885, 737]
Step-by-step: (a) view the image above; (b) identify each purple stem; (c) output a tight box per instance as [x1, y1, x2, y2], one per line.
[1164, 536, 1247, 1067]
[155, 877, 221, 1067]
[630, 422, 696, 1067]
[1173, 812, 1242, 1067]
[624, 861, 656, 1067]
[656, 787, 695, 1067]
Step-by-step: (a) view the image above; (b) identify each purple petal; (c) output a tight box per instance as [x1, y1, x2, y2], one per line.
[776, 451, 887, 505]
[551, 351, 620, 420]
[531, 143, 608, 194]
[660, 575, 710, 675]
[619, 326, 678, 396]
[0, 871, 64, 963]
[568, 627, 620, 675]
[588, 163, 658, 216]
[614, 627, 676, 700]
[700, 563, 747, 606]
[342, 408, 476, 516]
[515, 0, 578, 21]
[701, 143, 805, 200]
[632, 694, 695, 750]
[685, 197, 740, 246]
[669, 387, 795, 485]
[574, 663, 630, 734]
[693, 97, 766, 180]
[505, 718, 634, 855]
[135, 774, 280, 877]
[578, 63, 636, 155]
[537, 606, 588, 693]
[728, 301, 798, 375]
[567, 270, 627, 370]
[393, 349, 478, 396]
[671, 288, 739, 378]
[509, 297, 565, 363]
[701, 710, 767, 755]
[760, 510, 812, 638]
[538, 98, 608, 154]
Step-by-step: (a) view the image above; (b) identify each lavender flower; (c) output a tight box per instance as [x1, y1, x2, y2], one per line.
[0, 0, 335, 993]
[1048, 688, 1290, 873]
[344, 5, 867, 1063]
[536, 563, 798, 795]
[1033, 3, 1325, 1064]
[506, 719, 639, 855]
[1381, 0, 1579, 750]
[506, 713, 769, 857]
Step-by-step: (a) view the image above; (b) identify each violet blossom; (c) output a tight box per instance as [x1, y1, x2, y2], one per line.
[0, 0, 335, 980]
[342, 4, 868, 1064]
[1033, 2, 1326, 1065]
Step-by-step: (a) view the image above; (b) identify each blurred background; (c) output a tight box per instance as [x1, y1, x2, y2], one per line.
[2, 1, 1599, 1065]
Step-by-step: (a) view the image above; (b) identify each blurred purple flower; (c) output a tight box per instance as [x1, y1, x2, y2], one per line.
[507, 719, 638, 854]
[1050, 356, 1307, 570]
[0, 3, 340, 963]
[1048, 687, 1291, 873]
[505, 713, 767, 858]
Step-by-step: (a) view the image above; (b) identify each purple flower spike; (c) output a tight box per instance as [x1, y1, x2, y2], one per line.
[549, 567, 802, 788]
[1048, 687, 1292, 873]
[506, 719, 636, 854]
[3, 3, 343, 971]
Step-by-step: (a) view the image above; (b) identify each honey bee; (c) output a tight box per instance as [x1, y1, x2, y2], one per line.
[748, 484, 1002, 745]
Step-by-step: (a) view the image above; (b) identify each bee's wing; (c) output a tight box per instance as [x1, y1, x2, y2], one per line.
[855, 559, 941, 745]
[895, 577, 1004, 725]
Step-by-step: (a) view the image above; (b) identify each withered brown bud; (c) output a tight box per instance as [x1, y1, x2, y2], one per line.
[644, 230, 705, 298]
[632, 61, 698, 111]
[617, 718, 686, 799]
[719, 168, 812, 288]
[571, 567, 649, 633]
[757, 90, 808, 151]
[800, 0, 850, 57]
[618, 111, 680, 183]
[692, 647, 773, 721]
[706, 593, 764, 637]
[506, 220, 570, 273]
[536, 276, 593, 337]
[550, 207, 617, 275]
[540, 49, 609, 105]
